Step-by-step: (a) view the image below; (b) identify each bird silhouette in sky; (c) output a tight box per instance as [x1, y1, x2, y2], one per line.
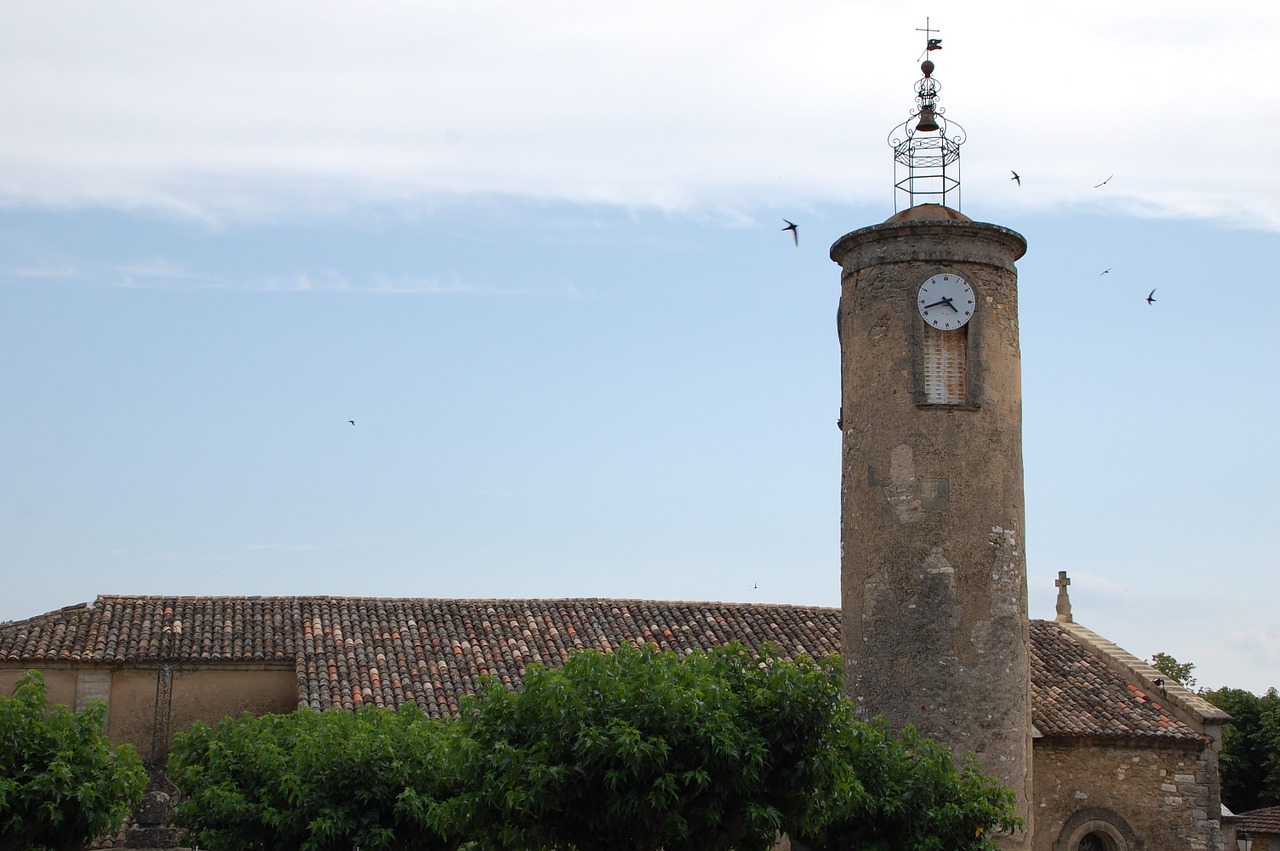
[1010, 170, 1021, 186]
[1146, 289, 1157, 305]
[782, 219, 798, 246]
[1094, 174, 1113, 188]
[349, 420, 356, 425]
[1099, 268, 1112, 276]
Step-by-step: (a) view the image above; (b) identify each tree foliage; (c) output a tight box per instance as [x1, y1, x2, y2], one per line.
[169, 703, 463, 851]
[0, 671, 147, 851]
[168, 643, 1021, 851]
[452, 643, 855, 851]
[794, 719, 1022, 851]
[1202, 686, 1280, 813]
[1149, 652, 1197, 688]
[1147, 652, 1280, 814]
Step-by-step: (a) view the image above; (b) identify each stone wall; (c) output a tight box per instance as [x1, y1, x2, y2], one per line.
[1238, 834, 1278, 851]
[1223, 825, 1279, 851]
[0, 666, 78, 706]
[1033, 738, 1223, 851]
[1, 662, 298, 752]
[3, 663, 298, 849]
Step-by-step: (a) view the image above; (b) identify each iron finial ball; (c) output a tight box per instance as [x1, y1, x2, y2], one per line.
[921, 59, 934, 77]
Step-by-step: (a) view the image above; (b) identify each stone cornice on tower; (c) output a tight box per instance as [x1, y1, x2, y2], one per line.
[831, 208, 1027, 275]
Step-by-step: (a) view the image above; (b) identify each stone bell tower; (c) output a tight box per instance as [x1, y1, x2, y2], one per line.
[830, 35, 1032, 846]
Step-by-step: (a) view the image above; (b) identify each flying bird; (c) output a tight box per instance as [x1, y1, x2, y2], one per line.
[781, 219, 798, 246]
[1099, 268, 1112, 276]
[349, 420, 356, 425]
[1146, 289, 1157, 305]
[1010, 170, 1021, 186]
[1094, 174, 1113, 188]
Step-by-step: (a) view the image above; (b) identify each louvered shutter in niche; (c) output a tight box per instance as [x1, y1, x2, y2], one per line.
[922, 323, 966, 405]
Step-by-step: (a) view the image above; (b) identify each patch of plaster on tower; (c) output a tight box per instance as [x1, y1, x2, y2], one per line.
[990, 525, 1018, 553]
[924, 546, 955, 576]
[884, 444, 922, 523]
[869, 312, 892, 341]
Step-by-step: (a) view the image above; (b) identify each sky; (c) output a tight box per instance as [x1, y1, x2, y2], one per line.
[1, 1, 1277, 694]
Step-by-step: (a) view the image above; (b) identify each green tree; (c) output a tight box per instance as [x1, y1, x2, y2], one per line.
[453, 642, 1019, 851]
[794, 719, 1022, 851]
[1202, 686, 1280, 812]
[453, 643, 849, 851]
[168, 643, 1020, 851]
[168, 704, 463, 851]
[1149, 652, 1197, 688]
[0, 671, 147, 851]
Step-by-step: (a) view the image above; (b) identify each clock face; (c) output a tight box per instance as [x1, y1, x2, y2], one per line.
[917, 273, 975, 330]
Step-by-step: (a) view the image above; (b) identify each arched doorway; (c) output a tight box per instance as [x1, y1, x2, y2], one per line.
[1077, 833, 1109, 851]
[1053, 808, 1136, 851]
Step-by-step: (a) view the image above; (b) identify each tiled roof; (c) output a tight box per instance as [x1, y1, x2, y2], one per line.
[1030, 620, 1206, 742]
[1230, 805, 1280, 835]
[0, 596, 1208, 740]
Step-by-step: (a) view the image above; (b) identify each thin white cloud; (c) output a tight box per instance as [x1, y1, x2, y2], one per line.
[144, 540, 350, 563]
[256, 271, 349, 293]
[1, 1, 1275, 228]
[1224, 628, 1280, 684]
[6, 260, 80, 280]
[138, 535, 429, 567]
[50, 264, 582, 295]
[254, 271, 479, 294]
[114, 257, 188, 279]
[1054, 570, 1134, 603]
[367, 275, 474, 295]
[336, 274, 588, 297]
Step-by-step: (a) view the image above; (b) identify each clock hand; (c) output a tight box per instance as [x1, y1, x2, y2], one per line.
[940, 296, 960, 312]
[922, 298, 951, 310]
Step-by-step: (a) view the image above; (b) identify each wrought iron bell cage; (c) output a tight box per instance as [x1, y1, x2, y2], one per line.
[889, 58, 966, 211]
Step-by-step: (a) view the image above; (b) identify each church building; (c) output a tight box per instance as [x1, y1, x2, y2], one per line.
[0, 593, 1233, 850]
[0, 34, 1233, 851]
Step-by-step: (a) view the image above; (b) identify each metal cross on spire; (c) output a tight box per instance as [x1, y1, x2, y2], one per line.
[916, 17, 943, 60]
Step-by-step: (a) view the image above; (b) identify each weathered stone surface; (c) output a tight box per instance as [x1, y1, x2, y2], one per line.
[1033, 740, 1223, 851]
[132, 789, 172, 828]
[123, 826, 179, 849]
[832, 208, 1033, 848]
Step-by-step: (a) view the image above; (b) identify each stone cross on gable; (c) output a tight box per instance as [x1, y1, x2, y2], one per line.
[1055, 571, 1073, 623]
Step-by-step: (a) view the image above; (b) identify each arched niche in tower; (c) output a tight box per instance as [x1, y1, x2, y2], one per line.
[913, 269, 976, 407]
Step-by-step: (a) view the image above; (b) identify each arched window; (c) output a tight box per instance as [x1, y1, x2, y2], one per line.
[1078, 834, 1108, 851]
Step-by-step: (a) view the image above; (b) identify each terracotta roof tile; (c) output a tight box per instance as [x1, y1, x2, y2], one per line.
[1029, 620, 1203, 742]
[1232, 805, 1280, 835]
[0, 596, 1206, 739]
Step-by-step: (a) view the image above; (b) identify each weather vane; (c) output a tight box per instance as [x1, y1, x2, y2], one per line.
[916, 17, 943, 60]
[889, 18, 965, 212]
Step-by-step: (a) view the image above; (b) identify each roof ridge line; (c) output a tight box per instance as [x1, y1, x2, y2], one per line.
[85, 594, 838, 610]
[1055, 620, 1232, 727]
